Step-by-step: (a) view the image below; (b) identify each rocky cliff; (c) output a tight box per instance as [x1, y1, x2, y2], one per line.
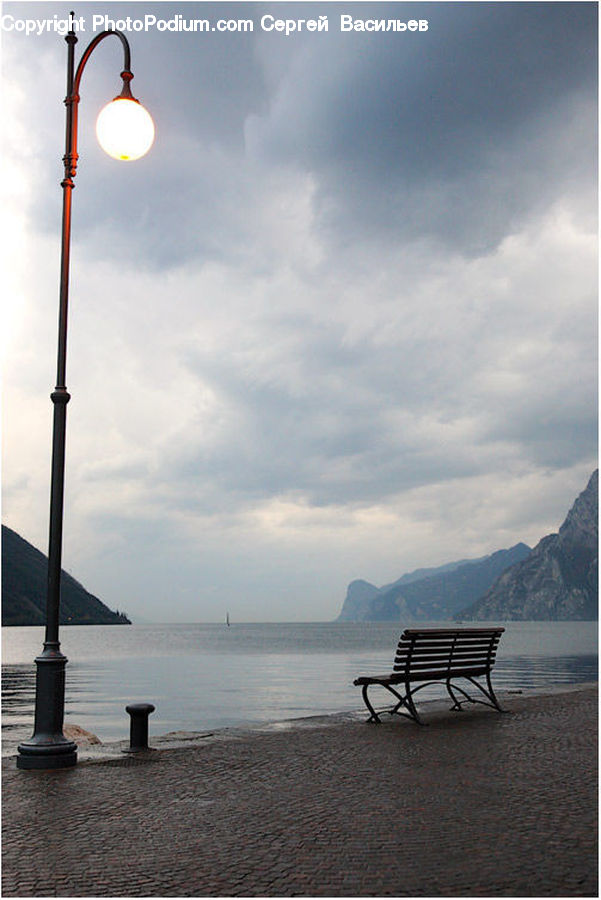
[337, 579, 383, 621]
[2, 525, 131, 626]
[460, 470, 598, 620]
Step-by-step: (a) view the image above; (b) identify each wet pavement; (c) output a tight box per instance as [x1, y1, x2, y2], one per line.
[2, 685, 597, 897]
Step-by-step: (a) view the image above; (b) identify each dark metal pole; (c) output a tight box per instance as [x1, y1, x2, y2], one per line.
[17, 17, 134, 771]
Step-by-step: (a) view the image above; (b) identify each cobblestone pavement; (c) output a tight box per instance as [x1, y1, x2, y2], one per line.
[2, 687, 597, 897]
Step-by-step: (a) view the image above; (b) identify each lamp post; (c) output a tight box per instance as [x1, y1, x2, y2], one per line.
[17, 14, 154, 770]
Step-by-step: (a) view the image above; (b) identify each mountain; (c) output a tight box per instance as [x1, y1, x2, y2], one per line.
[337, 579, 383, 621]
[337, 544, 531, 622]
[460, 471, 598, 621]
[2, 525, 131, 626]
[379, 555, 488, 592]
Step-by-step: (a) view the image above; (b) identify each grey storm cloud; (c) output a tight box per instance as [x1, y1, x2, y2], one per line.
[246, 2, 597, 253]
[11, 2, 597, 266]
[148, 244, 597, 514]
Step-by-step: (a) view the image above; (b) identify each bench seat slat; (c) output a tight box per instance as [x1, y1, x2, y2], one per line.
[397, 644, 500, 653]
[393, 653, 496, 669]
[393, 659, 494, 672]
[395, 647, 498, 659]
[355, 665, 488, 685]
[402, 628, 504, 636]
[401, 664, 489, 675]
[397, 638, 500, 649]
[398, 635, 498, 643]
[394, 656, 496, 669]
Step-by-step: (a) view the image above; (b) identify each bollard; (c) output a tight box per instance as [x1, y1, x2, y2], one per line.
[124, 703, 155, 753]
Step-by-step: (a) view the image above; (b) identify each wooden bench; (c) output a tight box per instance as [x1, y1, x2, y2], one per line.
[354, 627, 505, 725]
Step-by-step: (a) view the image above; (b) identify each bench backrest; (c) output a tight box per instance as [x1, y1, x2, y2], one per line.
[392, 627, 504, 678]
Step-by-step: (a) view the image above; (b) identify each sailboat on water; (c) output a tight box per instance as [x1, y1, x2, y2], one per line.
[226, 611, 230, 627]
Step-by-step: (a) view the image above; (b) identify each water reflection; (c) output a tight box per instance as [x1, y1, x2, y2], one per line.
[2, 665, 36, 718]
[495, 654, 598, 689]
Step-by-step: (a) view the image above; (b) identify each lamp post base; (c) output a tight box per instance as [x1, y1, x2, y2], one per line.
[16, 647, 78, 770]
[16, 741, 77, 770]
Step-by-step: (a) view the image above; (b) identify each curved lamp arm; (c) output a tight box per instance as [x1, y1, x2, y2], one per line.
[73, 29, 132, 95]
[63, 23, 135, 185]
[58, 18, 153, 387]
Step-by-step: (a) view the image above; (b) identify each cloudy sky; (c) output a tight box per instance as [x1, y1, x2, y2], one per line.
[2, 1, 597, 623]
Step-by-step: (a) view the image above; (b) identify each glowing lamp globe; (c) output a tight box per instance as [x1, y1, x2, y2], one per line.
[96, 98, 154, 161]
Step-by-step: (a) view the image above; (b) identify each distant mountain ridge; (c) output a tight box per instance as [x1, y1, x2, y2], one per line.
[337, 472, 598, 623]
[461, 470, 598, 621]
[2, 525, 130, 626]
[337, 544, 531, 622]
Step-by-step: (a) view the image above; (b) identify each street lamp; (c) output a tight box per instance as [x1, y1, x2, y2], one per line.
[17, 15, 154, 770]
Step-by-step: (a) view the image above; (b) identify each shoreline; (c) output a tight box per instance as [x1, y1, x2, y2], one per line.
[4, 679, 597, 764]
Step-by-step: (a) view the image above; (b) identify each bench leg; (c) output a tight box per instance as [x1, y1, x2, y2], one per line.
[464, 674, 506, 713]
[484, 671, 505, 713]
[446, 680, 465, 711]
[446, 676, 506, 714]
[361, 684, 381, 724]
[360, 683, 426, 725]
[401, 683, 424, 725]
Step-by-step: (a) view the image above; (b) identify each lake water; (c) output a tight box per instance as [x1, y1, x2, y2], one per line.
[2, 621, 597, 755]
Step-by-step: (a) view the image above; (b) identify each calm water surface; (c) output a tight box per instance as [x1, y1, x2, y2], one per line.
[2, 621, 597, 755]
